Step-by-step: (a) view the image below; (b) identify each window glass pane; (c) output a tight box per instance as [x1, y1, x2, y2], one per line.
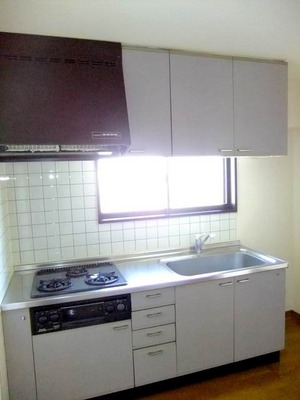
[168, 157, 225, 209]
[97, 157, 168, 214]
[97, 156, 236, 222]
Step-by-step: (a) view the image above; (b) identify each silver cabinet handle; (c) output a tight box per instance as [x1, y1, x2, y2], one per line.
[236, 278, 250, 284]
[219, 149, 233, 153]
[147, 330, 163, 337]
[146, 312, 162, 318]
[148, 350, 163, 357]
[146, 293, 162, 299]
[236, 149, 251, 153]
[219, 281, 233, 287]
[129, 149, 146, 154]
[113, 324, 130, 331]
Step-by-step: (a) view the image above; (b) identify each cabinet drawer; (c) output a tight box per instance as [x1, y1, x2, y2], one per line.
[132, 305, 175, 330]
[133, 342, 177, 386]
[131, 287, 175, 311]
[132, 323, 175, 349]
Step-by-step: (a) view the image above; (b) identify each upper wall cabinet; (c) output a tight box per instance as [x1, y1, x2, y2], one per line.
[123, 47, 287, 157]
[233, 60, 287, 156]
[122, 48, 172, 156]
[170, 53, 234, 156]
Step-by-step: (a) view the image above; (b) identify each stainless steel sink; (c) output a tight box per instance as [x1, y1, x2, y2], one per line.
[163, 251, 271, 276]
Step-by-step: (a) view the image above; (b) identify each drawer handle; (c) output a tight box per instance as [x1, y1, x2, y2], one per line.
[219, 281, 233, 287]
[148, 350, 163, 357]
[146, 293, 162, 299]
[113, 324, 129, 331]
[146, 312, 163, 319]
[237, 148, 251, 153]
[219, 149, 233, 153]
[129, 149, 146, 154]
[236, 278, 250, 284]
[147, 331, 163, 337]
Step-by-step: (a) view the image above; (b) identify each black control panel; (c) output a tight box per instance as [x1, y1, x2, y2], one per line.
[30, 294, 131, 335]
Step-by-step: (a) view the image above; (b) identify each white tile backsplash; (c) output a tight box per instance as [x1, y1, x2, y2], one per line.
[5, 161, 237, 266]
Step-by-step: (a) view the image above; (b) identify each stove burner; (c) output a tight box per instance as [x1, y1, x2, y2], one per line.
[65, 266, 88, 278]
[38, 278, 73, 293]
[85, 272, 118, 286]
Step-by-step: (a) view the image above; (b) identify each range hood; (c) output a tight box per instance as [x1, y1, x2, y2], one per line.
[0, 32, 131, 160]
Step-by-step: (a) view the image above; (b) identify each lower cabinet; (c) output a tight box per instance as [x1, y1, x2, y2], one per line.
[176, 269, 286, 376]
[131, 287, 177, 386]
[134, 342, 177, 386]
[176, 278, 234, 375]
[235, 270, 286, 361]
[3, 271, 286, 399]
[33, 321, 134, 400]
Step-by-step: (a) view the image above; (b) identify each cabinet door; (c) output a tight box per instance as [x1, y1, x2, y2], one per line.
[122, 49, 172, 156]
[2, 309, 37, 400]
[170, 53, 234, 156]
[233, 60, 287, 156]
[176, 279, 234, 376]
[33, 321, 134, 400]
[235, 269, 286, 361]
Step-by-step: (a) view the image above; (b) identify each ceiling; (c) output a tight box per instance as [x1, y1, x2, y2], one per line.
[1, 0, 300, 79]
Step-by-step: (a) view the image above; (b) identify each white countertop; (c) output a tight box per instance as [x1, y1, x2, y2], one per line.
[1, 242, 288, 311]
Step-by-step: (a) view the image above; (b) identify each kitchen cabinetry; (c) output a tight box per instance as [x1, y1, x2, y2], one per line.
[233, 60, 287, 156]
[131, 287, 177, 386]
[122, 48, 172, 156]
[170, 53, 234, 156]
[176, 269, 286, 376]
[176, 278, 234, 375]
[32, 320, 134, 400]
[2, 309, 37, 400]
[123, 48, 287, 157]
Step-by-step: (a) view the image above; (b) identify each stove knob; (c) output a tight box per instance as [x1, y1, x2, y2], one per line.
[50, 313, 60, 322]
[106, 304, 115, 313]
[117, 303, 125, 311]
[38, 315, 48, 324]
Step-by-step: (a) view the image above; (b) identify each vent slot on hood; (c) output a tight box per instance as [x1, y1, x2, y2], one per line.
[0, 32, 131, 160]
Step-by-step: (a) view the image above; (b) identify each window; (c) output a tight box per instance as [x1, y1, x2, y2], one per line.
[97, 157, 236, 222]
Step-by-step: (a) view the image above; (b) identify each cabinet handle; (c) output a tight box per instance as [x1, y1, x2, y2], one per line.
[237, 149, 251, 153]
[129, 149, 146, 154]
[146, 293, 162, 299]
[219, 281, 233, 287]
[147, 330, 163, 337]
[148, 350, 163, 357]
[219, 149, 233, 153]
[21, 316, 27, 321]
[113, 324, 129, 331]
[146, 312, 163, 319]
[236, 278, 250, 284]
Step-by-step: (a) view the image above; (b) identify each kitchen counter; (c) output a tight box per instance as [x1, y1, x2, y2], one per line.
[1, 241, 288, 311]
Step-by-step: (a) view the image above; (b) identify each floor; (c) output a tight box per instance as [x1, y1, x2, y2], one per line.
[103, 313, 300, 400]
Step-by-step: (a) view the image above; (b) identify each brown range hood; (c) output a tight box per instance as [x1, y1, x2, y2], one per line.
[0, 32, 131, 161]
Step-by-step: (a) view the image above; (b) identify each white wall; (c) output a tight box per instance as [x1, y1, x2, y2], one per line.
[290, 78, 300, 313]
[236, 150, 293, 310]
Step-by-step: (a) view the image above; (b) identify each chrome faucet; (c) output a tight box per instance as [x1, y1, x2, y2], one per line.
[195, 233, 213, 254]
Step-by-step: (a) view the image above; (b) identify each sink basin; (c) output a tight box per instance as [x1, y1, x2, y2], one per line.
[164, 251, 270, 276]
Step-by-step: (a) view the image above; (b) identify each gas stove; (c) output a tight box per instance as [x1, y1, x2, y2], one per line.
[30, 261, 127, 298]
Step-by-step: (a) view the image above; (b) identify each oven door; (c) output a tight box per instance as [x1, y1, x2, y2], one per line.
[32, 321, 133, 400]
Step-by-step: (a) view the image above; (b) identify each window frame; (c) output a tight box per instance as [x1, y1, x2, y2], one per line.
[97, 157, 237, 223]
